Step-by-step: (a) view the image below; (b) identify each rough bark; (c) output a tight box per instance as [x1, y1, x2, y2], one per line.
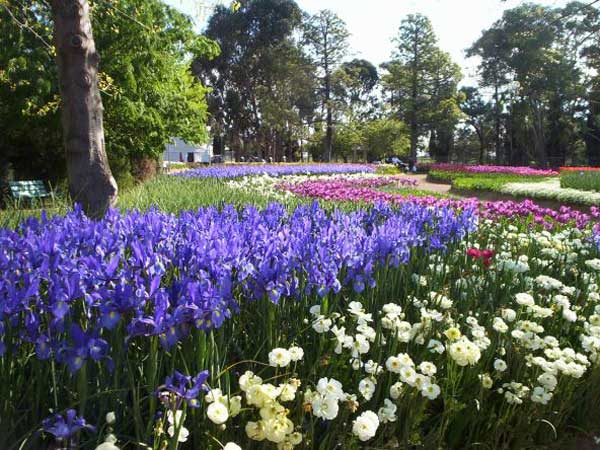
[586, 84, 600, 167]
[50, 0, 117, 218]
[530, 99, 548, 167]
[324, 45, 333, 162]
[493, 84, 501, 164]
[409, 27, 419, 161]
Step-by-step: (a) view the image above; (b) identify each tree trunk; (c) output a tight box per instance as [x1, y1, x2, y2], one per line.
[0, 149, 9, 208]
[472, 124, 485, 164]
[530, 100, 548, 167]
[494, 84, 501, 165]
[50, 0, 117, 218]
[586, 83, 600, 167]
[325, 107, 333, 162]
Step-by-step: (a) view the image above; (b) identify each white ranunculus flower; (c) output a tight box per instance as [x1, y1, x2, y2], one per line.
[493, 317, 509, 333]
[245, 421, 266, 441]
[531, 386, 552, 405]
[263, 417, 292, 443]
[312, 316, 332, 333]
[311, 395, 339, 420]
[494, 359, 507, 372]
[205, 388, 224, 403]
[229, 395, 242, 416]
[419, 361, 437, 376]
[385, 356, 402, 373]
[352, 410, 379, 441]
[377, 398, 398, 423]
[501, 309, 517, 322]
[585, 259, 600, 271]
[421, 382, 441, 400]
[223, 443, 242, 450]
[207, 401, 229, 424]
[94, 435, 120, 450]
[427, 339, 445, 354]
[239, 371, 262, 392]
[399, 366, 417, 386]
[316, 377, 344, 400]
[515, 293, 535, 306]
[268, 348, 292, 367]
[105, 412, 116, 425]
[288, 346, 304, 362]
[167, 424, 190, 443]
[95, 444, 120, 450]
[537, 372, 558, 391]
[390, 382, 404, 400]
[562, 308, 577, 322]
[358, 378, 376, 401]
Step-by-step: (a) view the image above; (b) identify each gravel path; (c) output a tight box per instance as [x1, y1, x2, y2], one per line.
[405, 174, 454, 195]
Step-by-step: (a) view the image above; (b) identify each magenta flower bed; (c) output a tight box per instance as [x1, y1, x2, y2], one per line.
[280, 177, 597, 230]
[279, 177, 466, 207]
[430, 163, 558, 177]
[480, 200, 592, 229]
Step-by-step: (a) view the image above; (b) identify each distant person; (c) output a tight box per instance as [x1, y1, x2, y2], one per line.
[283, 155, 287, 163]
[269, 156, 273, 163]
[408, 158, 417, 173]
[240, 156, 245, 163]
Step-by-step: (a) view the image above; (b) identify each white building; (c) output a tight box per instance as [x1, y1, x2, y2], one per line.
[163, 137, 213, 164]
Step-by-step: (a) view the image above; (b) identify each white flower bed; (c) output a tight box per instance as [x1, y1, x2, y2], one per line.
[501, 179, 600, 205]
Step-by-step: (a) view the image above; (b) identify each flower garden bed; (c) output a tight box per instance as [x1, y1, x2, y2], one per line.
[429, 164, 558, 177]
[498, 179, 600, 207]
[561, 167, 600, 192]
[3, 166, 600, 450]
[175, 163, 375, 179]
[425, 165, 600, 208]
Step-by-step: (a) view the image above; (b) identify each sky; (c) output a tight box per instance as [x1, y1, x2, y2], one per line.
[164, 0, 571, 84]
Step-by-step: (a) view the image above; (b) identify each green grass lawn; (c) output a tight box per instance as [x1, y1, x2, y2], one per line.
[2, 174, 450, 227]
[428, 170, 553, 193]
[378, 184, 456, 199]
[560, 169, 600, 192]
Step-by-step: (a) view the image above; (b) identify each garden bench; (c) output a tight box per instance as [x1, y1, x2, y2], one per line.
[9, 180, 52, 204]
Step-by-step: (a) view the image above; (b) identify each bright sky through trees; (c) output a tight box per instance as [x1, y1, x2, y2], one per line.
[164, 0, 571, 83]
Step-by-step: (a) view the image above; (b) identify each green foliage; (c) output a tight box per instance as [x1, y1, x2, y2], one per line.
[0, 0, 216, 184]
[451, 175, 546, 193]
[304, 119, 409, 162]
[375, 165, 402, 175]
[361, 118, 410, 160]
[560, 170, 600, 192]
[382, 14, 462, 161]
[304, 9, 350, 161]
[459, 87, 494, 164]
[0, 2, 64, 182]
[334, 59, 380, 121]
[196, 0, 315, 161]
[93, 0, 216, 175]
[429, 170, 548, 193]
[467, 2, 598, 167]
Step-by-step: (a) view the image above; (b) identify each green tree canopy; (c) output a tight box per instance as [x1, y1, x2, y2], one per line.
[0, 0, 217, 188]
[382, 14, 462, 162]
[304, 9, 350, 161]
[195, 0, 316, 162]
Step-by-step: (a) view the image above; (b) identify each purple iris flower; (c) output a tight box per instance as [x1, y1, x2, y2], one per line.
[42, 409, 95, 440]
[0, 199, 479, 375]
[159, 370, 210, 408]
[61, 325, 110, 373]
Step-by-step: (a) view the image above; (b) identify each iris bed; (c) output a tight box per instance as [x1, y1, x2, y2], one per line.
[0, 201, 475, 448]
